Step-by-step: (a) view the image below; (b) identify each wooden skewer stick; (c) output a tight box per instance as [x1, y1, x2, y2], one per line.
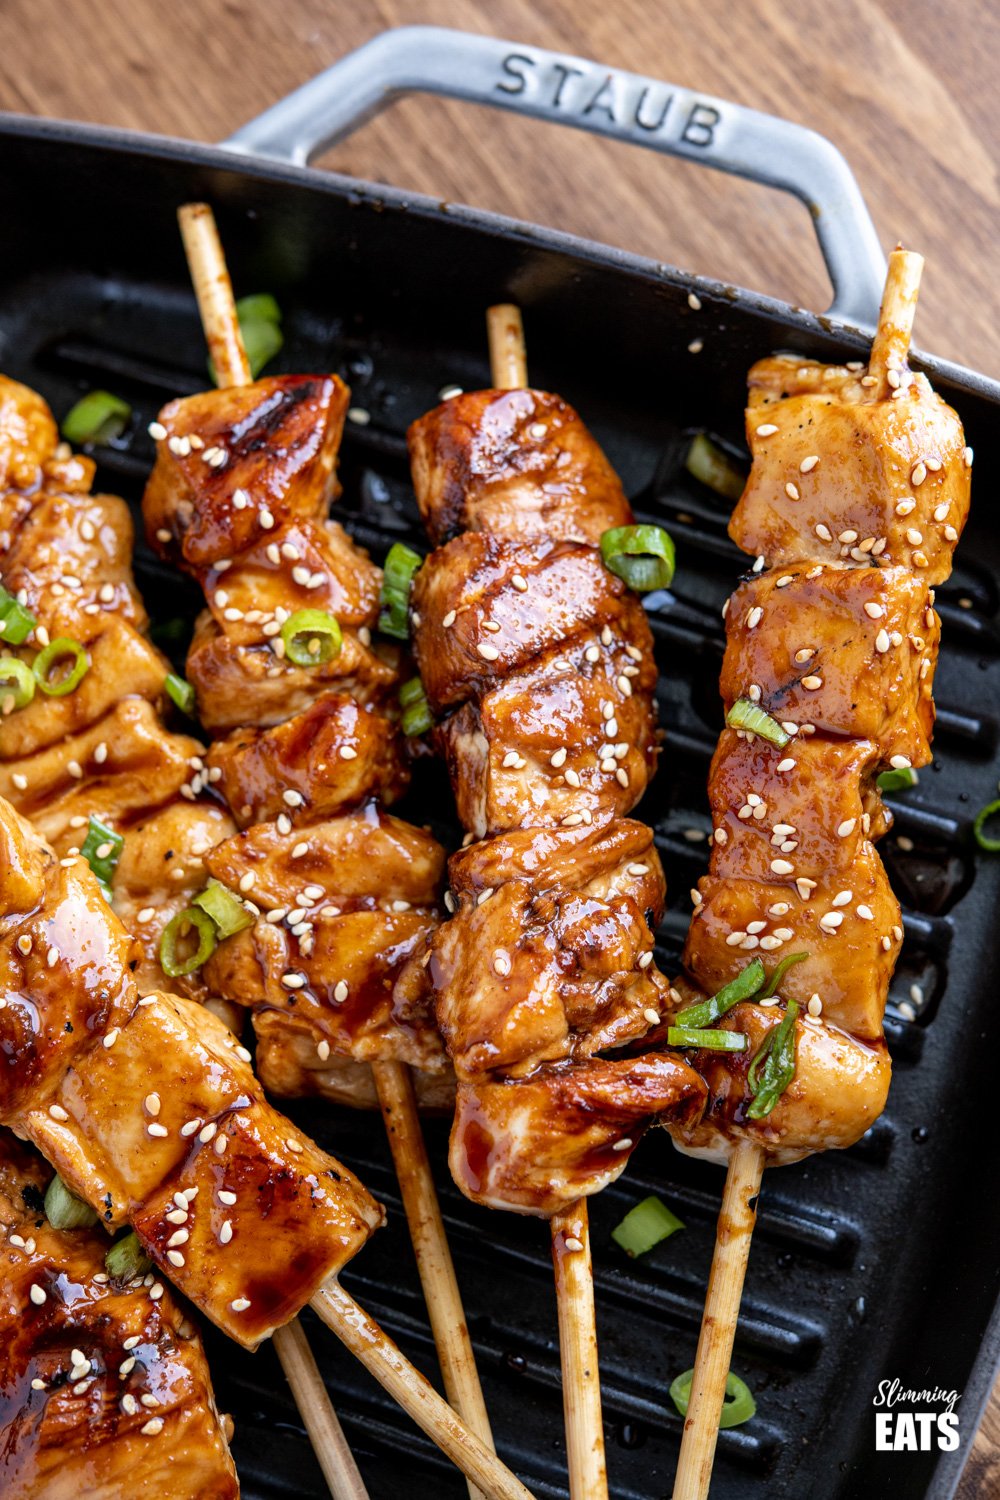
[312, 1281, 533, 1500]
[866, 246, 924, 401]
[178, 201, 517, 1500]
[671, 1140, 764, 1500]
[486, 300, 609, 1500]
[272, 1322, 371, 1500]
[372, 1058, 495, 1500]
[178, 203, 252, 388]
[674, 249, 919, 1500]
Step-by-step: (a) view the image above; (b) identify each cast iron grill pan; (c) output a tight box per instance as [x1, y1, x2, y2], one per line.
[1, 121, 999, 1500]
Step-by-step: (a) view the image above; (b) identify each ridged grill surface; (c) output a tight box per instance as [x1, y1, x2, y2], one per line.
[2, 123, 1000, 1499]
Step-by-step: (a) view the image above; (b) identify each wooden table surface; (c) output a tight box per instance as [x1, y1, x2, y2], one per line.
[0, 0, 997, 1492]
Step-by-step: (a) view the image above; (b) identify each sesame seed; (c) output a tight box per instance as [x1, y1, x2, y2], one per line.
[864, 601, 885, 620]
[815, 523, 832, 542]
[905, 528, 923, 546]
[895, 498, 916, 517]
[166, 1250, 185, 1267]
[637, 952, 653, 969]
[913, 551, 929, 568]
[316, 1039, 331, 1061]
[856, 905, 874, 920]
[231, 1298, 251, 1312]
[801, 675, 822, 690]
[260, 510, 275, 530]
[832, 890, 853, 907]
[550, 747, 567, 768]
[911, 462, 927, 486]
[165, 1209, 187, 1225]
[837, 818, 857, 837]
[286, 1137, 304, 1155]
[283, 790, 304, 808]
[477, 642, 499, 661]
[102, 1029, 119, 1048]
[807, 995, 823, 1017]
[27, 1283, 45, 1307]
[794, 648, 814, 664]
[48, 1102, 69, 1121]
[180, 1119, 202, 1138]
[756, 423, 778, 437]
[759, 935, 782, 951]
[150, 1284, 164, 1301]
[333, 980, 349, 1003]
[688, 338, 703, 354]
[889, 754, 912, 769]
[219, 1220, 234, 1245]
[512, 574, 529, 593]
[800, 454, 819, 473]
[964, 447, 973, 467]
[746, 606, 763, 629]
[770, 859, 794, 875]
[688, 292, 702, 311]
[820, 911, 844, 931]
[166, 1229, 189, 1248]
[141, 1418, 165, 1436]
[199, 1122, 217, 1143]
[147, 1123, 169, 1138]
[493, 949, 511, 977]
[875, 629, 891, 654]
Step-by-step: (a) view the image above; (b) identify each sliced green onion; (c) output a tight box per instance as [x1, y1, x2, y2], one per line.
[165, 672, 196, 716]
[0, 657, 36, 712]
[878, 766, 917, 793]
[726, 698, 790, 748]
[105, 1230, 152, 1281]
[670, 1368, 757, 1429]
[611, 1195, 685, 1258]
[378, 542, 424, 640]
[159, 906, 217, 977]
[61, 390, 132, 446]
[747, 998, 800, 1119]
[193, 878, 253, 940]
[281, 609, 343, 668]
[684, 433, 747, 502]
[676, 958, 766, 1030]
[974, 798, 1000, 852]
[757, 951, 809, 1000]
[33, 637, 89, 697]
[80, 816, 124, 902]
[209, 294, 283, 383]
[667, 1026, 748, 1052]
[600, 524, 676, 593]
[0, 585, 37, 646]
[400, 677, 433, 737]
[44, 1173, 99, 1231]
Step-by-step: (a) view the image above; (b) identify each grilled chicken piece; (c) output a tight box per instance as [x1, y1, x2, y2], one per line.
[203, 803, 446, 1081]
[0, 379, 242, 1000]
[0, 375, 93, 495]
[732, 354, 970, 583]
[451, 1056, 706, 1216]
[409, 388, 633, 546]
[206, 694, 405, 827]
[143, 376, 348, 567]
[0, 798, 383, 1348]
[720, 563, 939, 767]
[144, 374, 449, 1105]
[666, 344, 969, 1161]
[0, 1132, 239, 1499]
[409, 388, 707, 1212]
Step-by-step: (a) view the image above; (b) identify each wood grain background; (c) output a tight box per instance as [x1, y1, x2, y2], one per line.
[0, 0, 997, 1491]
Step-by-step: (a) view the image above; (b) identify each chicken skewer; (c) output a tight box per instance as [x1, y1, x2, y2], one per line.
[0, 376, 365, 1499]
[149, 200, 494, 1486]
[0, 1127, 240, 1498]
[0, 793, 533, 1500]
[669, 248, 969, 1497]
[407, 305, 708, 1500]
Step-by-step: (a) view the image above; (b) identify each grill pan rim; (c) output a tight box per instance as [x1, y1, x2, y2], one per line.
[0, 106, 997, 1500]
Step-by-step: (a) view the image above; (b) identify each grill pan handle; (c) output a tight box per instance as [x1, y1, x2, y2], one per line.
[224, 25, 886, 327]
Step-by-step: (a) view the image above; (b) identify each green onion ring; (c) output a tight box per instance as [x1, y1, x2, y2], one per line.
[726, 697, 790, 748]
[105, 1230, 153, 1281]
[667, 1025, 748, 1052]
[684, 433, 748, 502]
[165, 672, 196, 715]
[0, 657, 36, 712]
[159, 907, 217, 977]
[878, 766, 918, 793]
[399, 676, 433, 736]
[600, 524, 676, 593]
[378, 542, 424, 640]
[974, 798, 1000, 852]
[670, 1368, 757, 1429]
[281, 609, 343, 668]
[611, 1195, 685, 1258]
[44, 1172, 99, 1230]
[61, 390, 132, 446]
[33, 637, 89, 697]
[80, 815, 124, 902]
[0, 586, 37, 646]
[192, 878, 253, 940]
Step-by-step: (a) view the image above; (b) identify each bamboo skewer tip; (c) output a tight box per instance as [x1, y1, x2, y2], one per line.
[867, 246, 925, 402]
